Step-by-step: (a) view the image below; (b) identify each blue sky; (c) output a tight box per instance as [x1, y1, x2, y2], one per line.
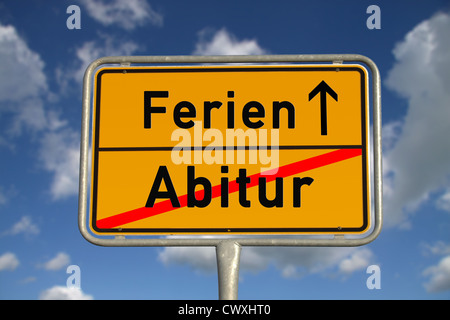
[1, 0, 450, 300]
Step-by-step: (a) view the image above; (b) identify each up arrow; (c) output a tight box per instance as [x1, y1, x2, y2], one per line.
[308, 80, 338, 135]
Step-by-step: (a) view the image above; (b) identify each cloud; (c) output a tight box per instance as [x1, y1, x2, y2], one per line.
[0, 24, 47, 102]
[421, 241, 450, 256]
[338, 248, 374, 274]
[381, 121, 402, 153]
[421, 241, 450, 293]
[422, 255, 450, 293]
[8, 99, 48, 135]
[43, 252, 70, 271]
[193, 28, 267, 55]
[71, 34, 140, 84]
[8, 216, 40, 236]
[158, 244, 374, 278]
[39, 127, 80, 200]
[383, 12, 450, 227]
[158, 246, 216, 273]
[241, 247, 374, 278]
[436, 188, 450, 212]
[0, 252, 19, 271]
[80, 0, 163, 30]
[39, 285, 93, 300]
[0, 22, 80, 201]
[0, 24, 48, 135]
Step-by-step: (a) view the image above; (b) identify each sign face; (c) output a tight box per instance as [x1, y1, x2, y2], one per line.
[90, 65, 370, 235]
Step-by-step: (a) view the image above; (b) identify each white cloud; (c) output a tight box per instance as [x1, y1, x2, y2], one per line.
[158, 246, 216, 273]
[421, 241, 450, 293]
[0, 22, 80, 201]
[80, 0, 163, 30]
[158, 244, 374, 278]
[9, 216, 40, 236]
[39, 128, 80, 200]
[1, 19, 116, 207]
[381, 121, 402, 153]
[39, 285, 93, 300]
[436, 188, 450, 212]
[423, 255, 450, 293]
[43, 252, 70, 271]
[0, 24, 48, 135]
[0, 24, 47, 102]
[72, 34, 140, 84]
[0, 252, 19, 271]
[240, 247, 373, 278]
[193, 28, 267, 56]
[383, 12, 450, 228]
[421, 241, 450, 256]
[8, 99, 48, 135]
[338, 248, 373, 274]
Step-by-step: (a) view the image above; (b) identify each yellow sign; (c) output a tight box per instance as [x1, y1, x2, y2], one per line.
[90, 65, 370, 235]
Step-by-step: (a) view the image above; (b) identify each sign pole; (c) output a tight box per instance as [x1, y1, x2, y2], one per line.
[216, 240, 241, 300]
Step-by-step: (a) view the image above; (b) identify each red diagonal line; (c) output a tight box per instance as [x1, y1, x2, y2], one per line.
[96, 148, 362, 229]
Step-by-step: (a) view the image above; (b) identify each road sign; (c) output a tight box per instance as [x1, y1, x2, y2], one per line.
[88, 63, 370, 235]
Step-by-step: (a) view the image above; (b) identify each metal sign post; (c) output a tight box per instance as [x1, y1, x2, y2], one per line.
[78, 54, 382, 300]
[216, 241, 241, 300]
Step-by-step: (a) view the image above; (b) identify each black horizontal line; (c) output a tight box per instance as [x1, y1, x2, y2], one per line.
[97, 145, 363, 152]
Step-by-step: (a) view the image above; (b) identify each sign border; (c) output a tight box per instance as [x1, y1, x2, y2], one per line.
[79, 54, 382, 247]
[90, 66, 369, 234]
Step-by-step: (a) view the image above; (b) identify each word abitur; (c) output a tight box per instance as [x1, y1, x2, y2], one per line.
[145, 165, 314, 209]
